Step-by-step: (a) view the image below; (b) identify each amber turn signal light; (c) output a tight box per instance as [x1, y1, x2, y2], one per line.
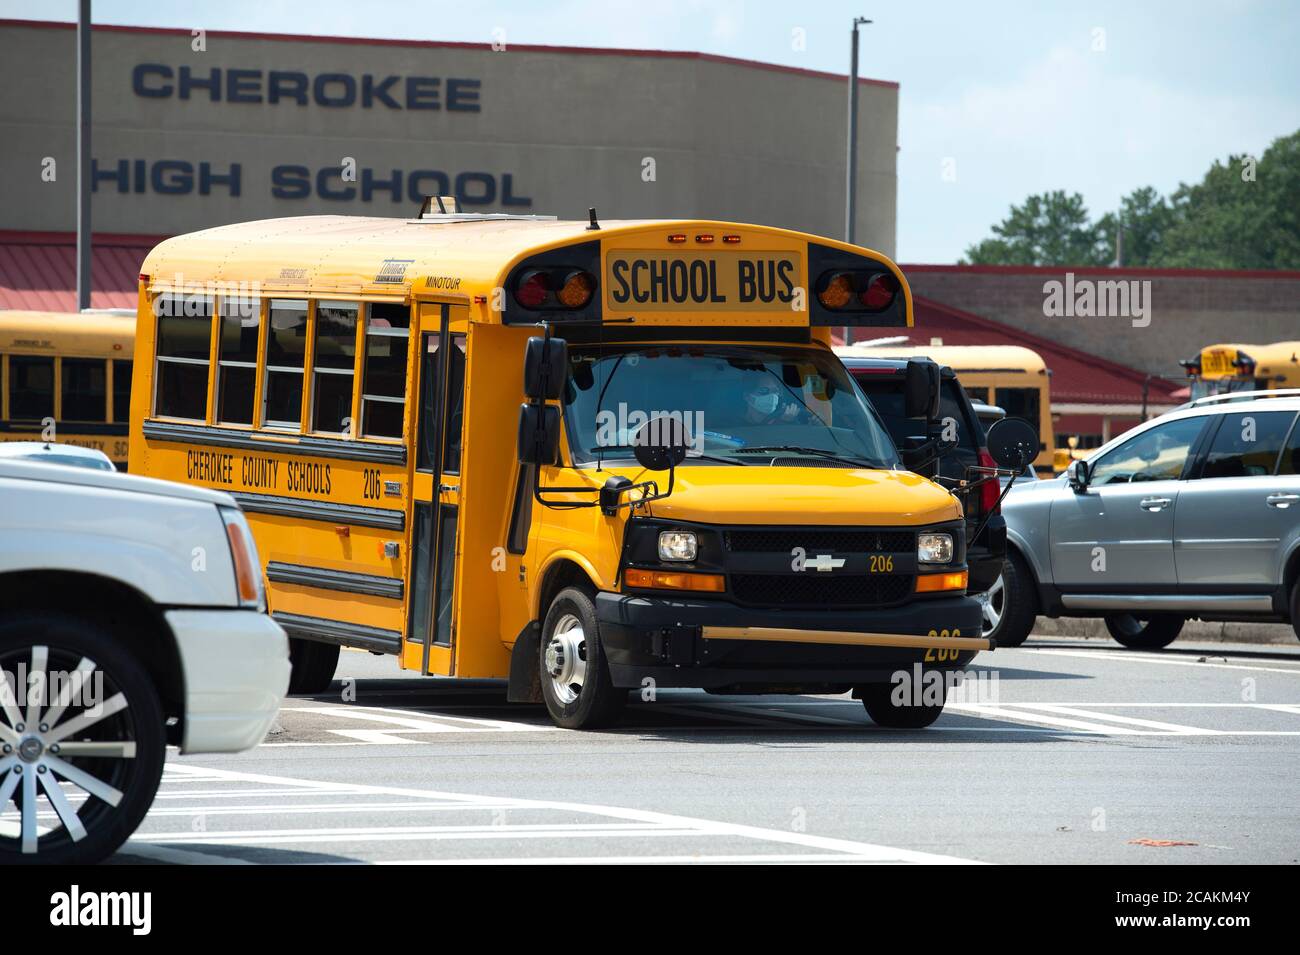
[624, 568, 726, 593]
[915, 570, 968, 593]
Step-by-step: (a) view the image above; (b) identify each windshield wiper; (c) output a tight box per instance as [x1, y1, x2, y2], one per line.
[733, 446, 882, 468]
[585, 445, 747, 466]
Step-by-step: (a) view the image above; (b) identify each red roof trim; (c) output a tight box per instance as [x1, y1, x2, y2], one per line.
[901, 263, 1300, 281]
[1, 18, 899, 89]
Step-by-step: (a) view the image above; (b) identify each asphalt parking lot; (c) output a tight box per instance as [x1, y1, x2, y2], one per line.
[110, 634, 1300, 865]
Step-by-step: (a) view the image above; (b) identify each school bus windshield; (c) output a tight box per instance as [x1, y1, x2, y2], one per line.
[563, 344, 900, 468]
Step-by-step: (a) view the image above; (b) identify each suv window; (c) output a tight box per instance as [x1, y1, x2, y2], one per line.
[854, 377, 981, 453]
[1199, 411, 1297, 479]
[1089, 416, 1205, 485]
[1281, 415, 1300, 475]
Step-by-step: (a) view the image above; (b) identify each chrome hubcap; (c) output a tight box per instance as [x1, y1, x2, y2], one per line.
[1, 645, 136, 855]
[17, 737, 43, 763]
[980, 573, 1005, 637]
[544, 614, 587, 705]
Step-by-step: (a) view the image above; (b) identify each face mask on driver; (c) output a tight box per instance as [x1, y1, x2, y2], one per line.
[747, 391, 780, 415]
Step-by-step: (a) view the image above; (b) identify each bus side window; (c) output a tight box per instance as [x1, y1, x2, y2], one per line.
[442, 335, 467, 473]
[154, 293, 213, 421]
[10, 356, 54, 421]
[416, 333, 442, 471]
[216, 297, 260, 425]
[311, 301, 358, 435]
[361, 302, 409, 439]
[264, 299, 308, 430]
[61, 357, 107, 422]
[995, 387, 1040, 429]
[112, 360, 132, 424]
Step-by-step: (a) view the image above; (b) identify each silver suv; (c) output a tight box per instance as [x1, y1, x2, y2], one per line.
[993, 391, 1300, 649]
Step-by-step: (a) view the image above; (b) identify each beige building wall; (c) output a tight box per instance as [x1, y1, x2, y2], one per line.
[0, 20, 898, 254]
[905, 267, 1300, 379]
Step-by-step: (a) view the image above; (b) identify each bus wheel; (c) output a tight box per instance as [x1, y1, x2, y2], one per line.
[0, 612, 166, 864]
[287, 638, 340, 695]
[857, 682, 945, 729]
[539, 587, 626, 729]
[1104, 614, 1184, 650]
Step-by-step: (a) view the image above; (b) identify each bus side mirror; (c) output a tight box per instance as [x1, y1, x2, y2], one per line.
[632, 415, 688, 472]
[987, 417, 1038, 472]
[1066, 458, 1090, 493]
[904, 359, 941, 420]
[517, 403, 560, 465]
[524, 336, 568, 400]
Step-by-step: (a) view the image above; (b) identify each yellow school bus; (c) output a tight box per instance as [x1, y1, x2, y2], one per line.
[839, 343, 1055, 473]
[129, 205, 994, 729]
[1182, 341, 1300, 400]
[0, 310, 135, 468]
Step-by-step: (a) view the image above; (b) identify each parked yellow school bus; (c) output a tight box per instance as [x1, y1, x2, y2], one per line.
[844, 344, 1055, 474]
[1182, 341, 1300, 400]
[129, 206, 993, 729]
[0, 310, 134, 468]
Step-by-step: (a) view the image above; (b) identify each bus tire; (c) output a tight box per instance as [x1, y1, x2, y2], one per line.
[857, 681, 945, 729]
[1104, 613, 1184, 650]
[287, 638, 340, 695]
[539, 586, 627, 730]
[0, 611, 166, 864]
[991, 553, 1037, 648]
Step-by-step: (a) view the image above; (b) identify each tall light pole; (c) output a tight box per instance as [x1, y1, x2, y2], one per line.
[76, 0, 92, 311]
[845, 16, 872, 245]
[844, 16, 871, 346]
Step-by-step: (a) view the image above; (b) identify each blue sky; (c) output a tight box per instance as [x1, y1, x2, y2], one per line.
[7, 0, 1298, 263]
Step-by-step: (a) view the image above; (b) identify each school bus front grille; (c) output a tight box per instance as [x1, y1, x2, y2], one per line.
[723, 528, 915, 554]
[730, 572, 914, 609]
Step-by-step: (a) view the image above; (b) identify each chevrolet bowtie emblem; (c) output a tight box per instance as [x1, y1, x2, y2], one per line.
[805, 554, 846, 572]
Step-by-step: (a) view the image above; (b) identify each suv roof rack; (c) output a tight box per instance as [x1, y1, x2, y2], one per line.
[1187, 388, 1300, 407]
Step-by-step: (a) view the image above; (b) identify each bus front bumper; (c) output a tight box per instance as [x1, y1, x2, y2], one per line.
[595, 591, 987, 691]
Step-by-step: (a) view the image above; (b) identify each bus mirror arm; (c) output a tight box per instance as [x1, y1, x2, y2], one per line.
[964, 466, 1022, 543]
[530, 470, 673, 514]
[901, 435, 955, 475]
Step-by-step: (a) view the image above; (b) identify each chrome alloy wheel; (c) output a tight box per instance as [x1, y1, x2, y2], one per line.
[979, 572, 1006, 639]
[0, 645, 137, 857]
[543, 614, 588, 706]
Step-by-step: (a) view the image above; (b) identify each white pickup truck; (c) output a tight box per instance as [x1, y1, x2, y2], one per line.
[0, 456, 289, 863]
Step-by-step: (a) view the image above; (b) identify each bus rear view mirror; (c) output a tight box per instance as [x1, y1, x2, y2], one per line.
[632, 415, 689, 472]
[987, 416, 1039, 472]
[524, 336, 568, 400]
[517, 403, 560, 465]
[903, 359, 941, 420]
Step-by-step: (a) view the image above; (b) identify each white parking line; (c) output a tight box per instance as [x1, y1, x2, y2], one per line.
[1024, 648, 1300, 675]
[944, 703, 1155, 734]
[1009, 703, 1222, 734]
[135, 762, 982, 864]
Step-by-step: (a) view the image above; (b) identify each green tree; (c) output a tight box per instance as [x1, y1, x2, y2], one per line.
[962, 190, 1108, 266]
[1151, 130, 1300, 269]
[961, 129, 1300, 269]
[1097, 186, 1175, 267]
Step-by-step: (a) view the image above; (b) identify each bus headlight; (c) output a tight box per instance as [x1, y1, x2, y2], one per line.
[658, 530, 698, 561]
[917, 532, 954, 564]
